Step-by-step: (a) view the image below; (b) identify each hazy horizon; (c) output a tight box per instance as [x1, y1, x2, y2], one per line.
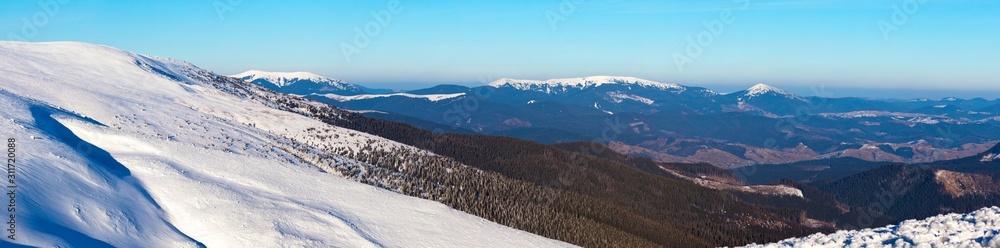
[2, 0, 998, 96]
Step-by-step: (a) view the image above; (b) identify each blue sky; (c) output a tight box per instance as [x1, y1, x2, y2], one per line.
[2, 0, 999, 98]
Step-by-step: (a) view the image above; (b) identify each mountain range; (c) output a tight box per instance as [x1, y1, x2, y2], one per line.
[239, 71, 1000, 168]
[231, 70, 365, 95]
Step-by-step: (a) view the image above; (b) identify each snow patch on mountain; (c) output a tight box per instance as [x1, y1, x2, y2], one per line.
[320, 92, 466, 102]
[605, 91, 655, 105]
[983, 153, 1000, 162]
[908, 116, 941, 125]
[739, 206, 1000, 248]
[593, 102, 614, 115]
[820, 111, 938, 119]
[659, 167, 803, 198]
[489, 76, 685, 93]
[860, 143, 884, 150]
[818, 111, 977, 125]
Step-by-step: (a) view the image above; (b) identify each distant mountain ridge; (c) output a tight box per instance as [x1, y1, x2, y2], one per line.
[232, 70, 365, 95]
[240, 72, 1000, 167]
[488, 76, 692, 93]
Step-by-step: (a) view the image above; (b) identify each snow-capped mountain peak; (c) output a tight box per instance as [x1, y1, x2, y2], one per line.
[231, 70, 363, 95]
[489, 76, 685, 93]
[746, 84, 788, 96]
[739, 83, 803, 100]
[232, 70, 349, 88]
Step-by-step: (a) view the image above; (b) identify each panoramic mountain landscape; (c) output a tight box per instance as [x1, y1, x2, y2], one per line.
[3, 42, 998, 247]
[3, 1, 999, 247]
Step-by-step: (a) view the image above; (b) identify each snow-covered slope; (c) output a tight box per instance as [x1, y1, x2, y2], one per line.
[489, 76, 687, 93]
[739, 207, 1000, 248]
[0, 41, 571, 247]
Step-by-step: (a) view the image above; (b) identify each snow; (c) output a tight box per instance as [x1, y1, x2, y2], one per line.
[345, 109, 389, 114]
[861, 144, 881, 150]
[605, 91, 655, 105]
[0, 41, 572, 247]
[489, 76, 685, 93]
[818, 111, 974, 125]
[908, 116, 941, 125]
[592, 102, 614, 115]
[741, 84, 802, 100]
[232, 70, 352, 89]
[659, 167, 802, 198]
[859, 121, 882, 126]
[983, 153, 1000, 162]
[820, 111, 909, 118]
[63, 120, 567, 248]
[319, 92, 466, 102]
[738, 206, 1000, 248]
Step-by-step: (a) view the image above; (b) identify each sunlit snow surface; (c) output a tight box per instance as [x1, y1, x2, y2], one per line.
[740, 207, 1000, 248]
[0, 41, 572, 247]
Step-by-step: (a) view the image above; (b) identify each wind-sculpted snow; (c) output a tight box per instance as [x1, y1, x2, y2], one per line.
[739, 207, 1000, 248]
[0, 41, 571, 247]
